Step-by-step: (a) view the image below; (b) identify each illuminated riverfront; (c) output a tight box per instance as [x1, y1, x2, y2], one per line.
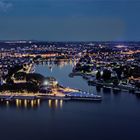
[1, 0, 140, 139]
[0, 45, 140, 140]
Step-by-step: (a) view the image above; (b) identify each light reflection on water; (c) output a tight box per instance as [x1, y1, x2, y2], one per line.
[48, 99, 63, 109]
[0, 99, 41, 109]
[6, 101, 9, 107]
[0, 99, 64, 109]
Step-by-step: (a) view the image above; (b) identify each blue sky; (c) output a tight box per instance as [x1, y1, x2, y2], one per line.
[0, 0, 140, 41]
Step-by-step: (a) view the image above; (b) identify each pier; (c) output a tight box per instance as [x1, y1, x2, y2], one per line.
[0, 90, 102, 103]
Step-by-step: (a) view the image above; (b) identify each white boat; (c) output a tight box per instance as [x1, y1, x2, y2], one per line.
[118, 83, 135, 90]
[112, 87, 121, 91]
[66, 92, 102, 101]
[135, 91, 140, 96]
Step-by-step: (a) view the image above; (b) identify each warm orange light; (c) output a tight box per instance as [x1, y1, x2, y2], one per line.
[37, 99, 40, 106]
[60, 100, 63, 108]
[6, 101, 9, 107]
[24, 100, 27, 108]
[55, 99, 58, 108]
[48, 100, 52, 108]
[31, 100, 34, 108]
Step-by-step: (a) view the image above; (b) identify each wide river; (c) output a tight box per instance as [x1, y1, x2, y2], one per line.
[0, 62, 140, 140]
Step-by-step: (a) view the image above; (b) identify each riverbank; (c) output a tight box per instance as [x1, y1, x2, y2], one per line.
[0, 85, 102, 102]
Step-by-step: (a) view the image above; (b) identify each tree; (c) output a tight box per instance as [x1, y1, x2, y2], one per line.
[113, 78, 119, 86]
[82, 65, 93, 73]
[113, 68, 122, 80]
[6, 78, 14, 85]
[14, 72, 26, 80]
[102, 69, 111, 81]
[8, 65, 23, 77]
[96, 71, 101, 80]
[26, 73, 45, 85]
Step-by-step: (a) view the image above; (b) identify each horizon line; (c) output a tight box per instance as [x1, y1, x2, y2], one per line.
[0, 40, 140, 42]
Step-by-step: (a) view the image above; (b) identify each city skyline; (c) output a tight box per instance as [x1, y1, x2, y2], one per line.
[0, 0, 140, 41]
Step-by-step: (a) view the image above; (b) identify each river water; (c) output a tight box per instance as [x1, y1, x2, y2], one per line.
[0, 62, 140, 140]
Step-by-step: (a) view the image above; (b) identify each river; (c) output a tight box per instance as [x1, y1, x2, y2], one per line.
[0, 62, 140, 140]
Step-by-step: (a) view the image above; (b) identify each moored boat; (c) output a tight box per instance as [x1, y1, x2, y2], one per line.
[135, 91, 140, 96]
[65, 92, 102, 101]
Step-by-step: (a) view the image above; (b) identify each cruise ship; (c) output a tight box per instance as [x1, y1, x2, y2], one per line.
[65, 92, 102, 101]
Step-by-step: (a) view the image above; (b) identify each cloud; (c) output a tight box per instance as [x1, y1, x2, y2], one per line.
[0, 0, 13, 12]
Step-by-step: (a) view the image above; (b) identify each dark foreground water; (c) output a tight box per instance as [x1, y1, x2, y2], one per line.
[0, 63, 140, 140]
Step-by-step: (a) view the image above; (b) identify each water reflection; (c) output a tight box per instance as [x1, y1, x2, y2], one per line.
[31, 100, 34, 108]
[6, 101, 9, 107]
[112, 90, 121, 95]
[60, 100, 63, 108]
[0, 99, 64, 109]
[102, 87, 111, 94]
[96, 86, 102, 93]
[48, 99, 63, 109]
[37, 99, 40, 106]
[0, 99, 41, 109]
[24, 100, 27, 108]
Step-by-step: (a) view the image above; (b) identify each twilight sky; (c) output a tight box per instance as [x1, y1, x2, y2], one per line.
[0, 0, 140, 41]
